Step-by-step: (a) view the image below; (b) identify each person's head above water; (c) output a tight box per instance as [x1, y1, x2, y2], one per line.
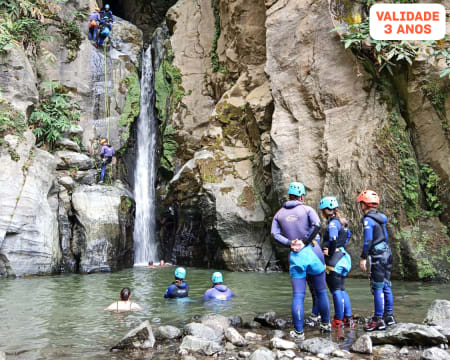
[120, 287, 131, 301]
[288, 182, 306, 201]
[174, 267, 186, 280]
[211, 271, 223, 285]
[160, 259, 165, 266]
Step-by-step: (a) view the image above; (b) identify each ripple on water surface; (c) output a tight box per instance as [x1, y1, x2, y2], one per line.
[0, 267, 448, 359]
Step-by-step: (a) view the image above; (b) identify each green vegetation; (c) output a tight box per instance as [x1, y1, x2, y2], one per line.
[421, 81, 448, 133]
[59, 19, 83, 63]
[210, 0, 227, 73]
[161, 125, 178, 172]
[0, 0, 82, 62]
[29, 81, 80, 150]
[419, 163, 447, 217]
[380, 111, 420, 222]
[119, 72, 141, 143]
[333, 18, 417, 77]
[0, 102, 27, 143]
[154, 47, 184, 172]
[425, 36, 450, 79]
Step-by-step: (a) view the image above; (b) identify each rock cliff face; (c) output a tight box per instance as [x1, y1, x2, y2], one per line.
[153, 0, 449, 278]
[0, 0, 448, 279]
[0, 1, 141, 277]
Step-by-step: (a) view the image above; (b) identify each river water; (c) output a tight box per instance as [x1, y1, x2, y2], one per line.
[0, 268, 448, 359]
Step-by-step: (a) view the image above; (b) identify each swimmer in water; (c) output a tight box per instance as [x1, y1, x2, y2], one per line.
[104, 287, 142, 312]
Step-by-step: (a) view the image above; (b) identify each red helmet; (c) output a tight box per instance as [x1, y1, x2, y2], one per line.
[357, 190, 379, 207]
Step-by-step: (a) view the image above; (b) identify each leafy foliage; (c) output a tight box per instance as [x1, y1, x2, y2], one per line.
[332, 18, 418, 76]
[421, 81, 449, 133]
[119, 72, 140, 143]
[0, 101, 27, 142]
[419, 163, 447, 217]
[425, 36, 450, 79]
[210, 0, 226, 73]
[29, 82, 80, 150]
[0, 0, 82, 62]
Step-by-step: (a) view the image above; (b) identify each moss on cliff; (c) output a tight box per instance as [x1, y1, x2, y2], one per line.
[0, 102, 26, 143]
[118, 71, 141, 144]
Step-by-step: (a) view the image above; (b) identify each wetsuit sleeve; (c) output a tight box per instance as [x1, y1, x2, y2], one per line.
[164, 285, 174, 298]
[111, 147, 115, 156]
[111, 12, 114, 22]
[361, 218, 374, 259]
[271, 214, 291, 247]
[327, 219, 341, 256]
[100, 146, 106, 157]
[303, 207, 321, 245]
[344, 228, 351, 247]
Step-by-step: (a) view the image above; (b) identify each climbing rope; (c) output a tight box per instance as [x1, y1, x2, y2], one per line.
[104, 39, 110, 142]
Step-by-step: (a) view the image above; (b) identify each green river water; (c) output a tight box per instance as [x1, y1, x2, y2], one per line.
[0, 267, 449, 359]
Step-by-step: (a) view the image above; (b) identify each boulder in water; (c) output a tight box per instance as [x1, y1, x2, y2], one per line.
[154, 325, 182, 340]
[351, 334, 373, 354]
[374, 344, 400, 356]
[184, 322, 222, 343]
[225, 327, 247, 347]
[270, 337, 297, 350]
[421, 347, 450, 360]
[424, 300, 450, 330]
[201, 314, 230, 333]
[111, 320, 155, 351]
[229, 315, 243, 328]
[249, 347, 276, 360]
[254, 312, 286, 329]
[368, 323, 448, 346]
[179, 335, 224, 356]
[274, 349, 296, 359]
[245, 332, 263, 341]
[299, 337, 339, 355]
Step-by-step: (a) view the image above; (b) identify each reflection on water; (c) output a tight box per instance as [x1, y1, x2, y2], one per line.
[0, 267, 449, 359]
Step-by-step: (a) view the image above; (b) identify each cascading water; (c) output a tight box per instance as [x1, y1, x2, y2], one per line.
[133, 46, 159, 266]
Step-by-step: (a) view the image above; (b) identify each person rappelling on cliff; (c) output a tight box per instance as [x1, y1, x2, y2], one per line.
[99, 138, 114, 184]
[164, 267, 189, 298]
[271, 182, 331, 340]
[88, 7, 101, 42]
[357, 190, 397, 332]
[95, 4, 114, 48]
[203, 272, 235, 301]
[319, 196, 355, 330]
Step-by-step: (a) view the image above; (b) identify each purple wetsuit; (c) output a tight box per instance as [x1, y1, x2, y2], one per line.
[203, 285, 235, 301]
[271, 200, 330, 332]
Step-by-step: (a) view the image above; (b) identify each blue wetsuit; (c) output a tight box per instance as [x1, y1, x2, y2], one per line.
[203, 285, 234, 301]
[322, 218, 352, 320]
[164, 281, 189, 298]
[271, 200, 330, 332]
[361, 210, 393, 317]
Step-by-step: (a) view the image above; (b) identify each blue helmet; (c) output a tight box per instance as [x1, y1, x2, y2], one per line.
[319, 196, 339, 210]
[174, 267, 186, 279]
[288, 182, 306, 197]
[105, 4, 110, 10]
[211, 272, 223, 284]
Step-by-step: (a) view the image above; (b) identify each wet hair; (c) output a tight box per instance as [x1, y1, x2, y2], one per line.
[120, 287, 131, 301]
[148, 261, 153, 266]
[333, 208, 349, 228]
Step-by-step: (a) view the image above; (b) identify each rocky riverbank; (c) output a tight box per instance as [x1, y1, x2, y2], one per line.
[108, 299, 450, 360]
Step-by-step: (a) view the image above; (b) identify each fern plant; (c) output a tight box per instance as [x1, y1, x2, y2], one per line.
[29, 82, 80, 150]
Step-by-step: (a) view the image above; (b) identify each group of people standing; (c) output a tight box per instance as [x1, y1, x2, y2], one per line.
[272, 182, 396, 340]
[88, 4, 114, 48]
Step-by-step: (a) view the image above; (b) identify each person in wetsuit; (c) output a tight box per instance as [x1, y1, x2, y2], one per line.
[203, 272, 235, 301]
[319, 196, 355, 329]
[357, 190, 396, 332]
[271, 182, 331, 340]
[164, 267, 189, 298]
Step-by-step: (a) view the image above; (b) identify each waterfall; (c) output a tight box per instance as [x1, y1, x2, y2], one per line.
[133, 46, 158, 266]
